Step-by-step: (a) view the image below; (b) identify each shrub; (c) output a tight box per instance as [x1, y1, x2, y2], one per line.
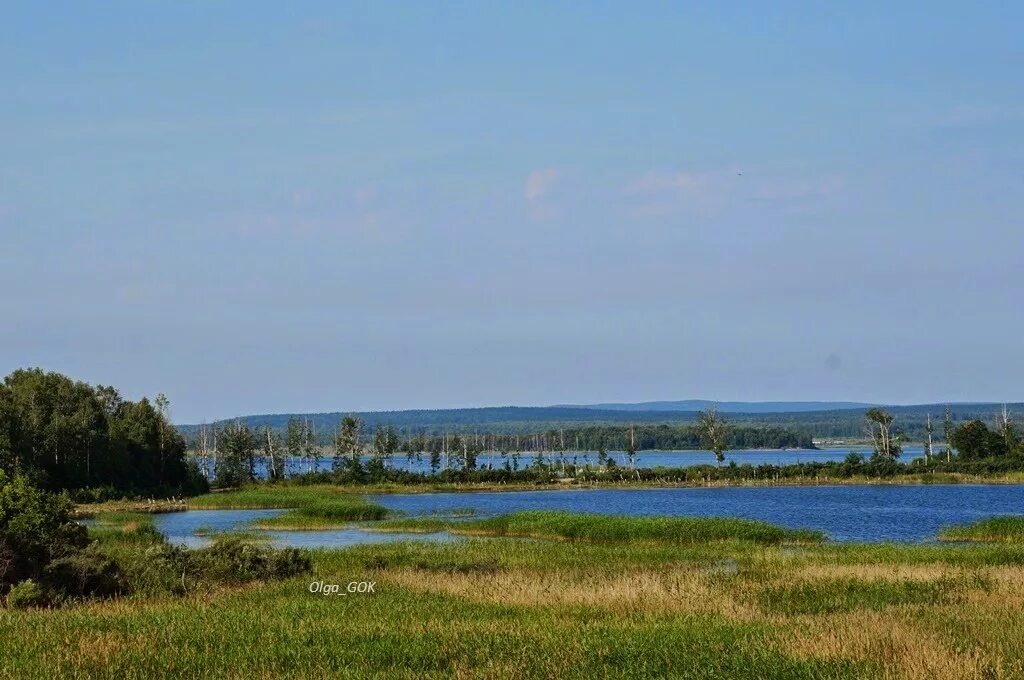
[191, 538, 310, 583]
[5, 579, 47, 609]
[42, 550, 124, 598]
[0, 471, 87, 591]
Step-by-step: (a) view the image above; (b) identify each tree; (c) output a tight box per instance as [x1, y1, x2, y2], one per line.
[943, 405, 954, 463]
[154, 393, 171, 484]
[333, 416, 362, 471]
[697, 407, 729, 466]
[285, 418, 304, 473]
[924, 413, 935, 463]
[262, 426, 285, 481]
[303, 419, 320, 473]
[946, 419, 995, 462]
[865, 408, 901, 460]
[216, 421, 255, 487]
[373, 425, 399, 465]
[625, 425, 637, 469]
[997, 405, 1018, 455]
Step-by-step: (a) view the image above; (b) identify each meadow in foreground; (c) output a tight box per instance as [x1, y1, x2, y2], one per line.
[5, 511, 1024, 678]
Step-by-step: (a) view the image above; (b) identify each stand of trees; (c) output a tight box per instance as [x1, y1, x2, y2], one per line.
[0, 369, 207, 498]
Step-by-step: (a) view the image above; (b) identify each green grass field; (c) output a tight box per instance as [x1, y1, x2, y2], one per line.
[5, 503, 1024, 677]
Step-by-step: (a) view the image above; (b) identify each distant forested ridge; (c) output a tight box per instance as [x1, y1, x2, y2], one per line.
[180, 403, 1023, 442]
[560, 400, 875, 413]
[397, 424, 816, 453]
[0, 369, 207, 497]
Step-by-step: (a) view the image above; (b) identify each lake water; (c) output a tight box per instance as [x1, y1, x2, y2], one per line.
[153, 482, 1023, 546]
[371, 484, 1024, 543]
[227, 447, 926, 479]
[151, 509, 461, 549]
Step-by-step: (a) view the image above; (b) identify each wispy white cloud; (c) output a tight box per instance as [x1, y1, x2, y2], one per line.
[622, 167, 846, 217]
[747, 176, 845, 202]
[623, 170, 705, 197]
[524, 168, 560, 202]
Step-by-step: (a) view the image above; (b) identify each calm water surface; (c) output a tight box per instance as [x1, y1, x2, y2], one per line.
[371, 484, 1024, 543]
[152, 509, 460, 549]
[152, 482, 1024, 546]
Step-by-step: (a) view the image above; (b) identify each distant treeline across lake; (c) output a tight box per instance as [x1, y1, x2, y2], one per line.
[198, 447, 923, 480]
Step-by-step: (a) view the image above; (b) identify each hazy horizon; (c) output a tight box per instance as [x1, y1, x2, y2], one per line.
[3, 3, 1022, 422]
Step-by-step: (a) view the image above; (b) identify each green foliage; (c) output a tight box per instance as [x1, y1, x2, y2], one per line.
[88, 510, 311, 596]
[5, 579, 46, 609]
[190, 538, 310, 583]
[950, 419, 1008, 459]
[215, 420, 257, 487]
[0, 368, 207, 496]
[0, 470, 87, 591]
[42, 549, 123, 599]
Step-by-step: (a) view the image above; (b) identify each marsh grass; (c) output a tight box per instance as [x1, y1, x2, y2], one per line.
[377, 510, 825, 545]
[193, 527, 270, 543]
[938, 516, 1024, 543]
[9, 509, 1024, 678]
[85, 512, 165, 545]
[757, 577, 967, 615]
[190, 486, 389, 529]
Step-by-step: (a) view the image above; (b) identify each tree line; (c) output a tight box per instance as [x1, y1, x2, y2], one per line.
[189, 409, 801, 484]
[0, 369, 207, 498]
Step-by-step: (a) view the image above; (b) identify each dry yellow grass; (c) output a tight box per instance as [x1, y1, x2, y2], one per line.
[384, 565, 763, 620]
[784, 609, 988, 680]
[374, 556, 1024, 679]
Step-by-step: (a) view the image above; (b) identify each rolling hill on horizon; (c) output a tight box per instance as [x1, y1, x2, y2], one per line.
[176, 400, 1022, 441]
[557, 400, 877, 413]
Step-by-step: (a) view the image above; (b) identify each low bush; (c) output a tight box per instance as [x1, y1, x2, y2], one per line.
[5, 579, 47, 609]
[42, 549, 124, 599]
[191, 538, 310, 583]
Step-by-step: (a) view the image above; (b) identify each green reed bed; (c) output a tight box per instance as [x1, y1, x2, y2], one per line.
[189, 485, 389, 530]
[938, 515, 1024, 543]
[375, 510, 824, 545]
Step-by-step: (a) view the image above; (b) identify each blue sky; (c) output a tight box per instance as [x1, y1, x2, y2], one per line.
[1, 2, 1022, 422]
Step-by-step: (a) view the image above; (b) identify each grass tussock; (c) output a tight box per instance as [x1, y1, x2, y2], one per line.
[378, 510, 824, 545]
[939, 516, 1024, 543]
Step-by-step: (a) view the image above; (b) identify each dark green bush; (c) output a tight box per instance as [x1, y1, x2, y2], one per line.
[42, 549, 124, 598]
[0, 471, 88, 592]
[191, 538, 310, 583]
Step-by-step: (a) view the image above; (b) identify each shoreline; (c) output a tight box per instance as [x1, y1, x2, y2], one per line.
[74, 471, 1024, 515]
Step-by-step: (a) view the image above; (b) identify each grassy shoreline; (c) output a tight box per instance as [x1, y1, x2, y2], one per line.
[939, 516, 1024, 543]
